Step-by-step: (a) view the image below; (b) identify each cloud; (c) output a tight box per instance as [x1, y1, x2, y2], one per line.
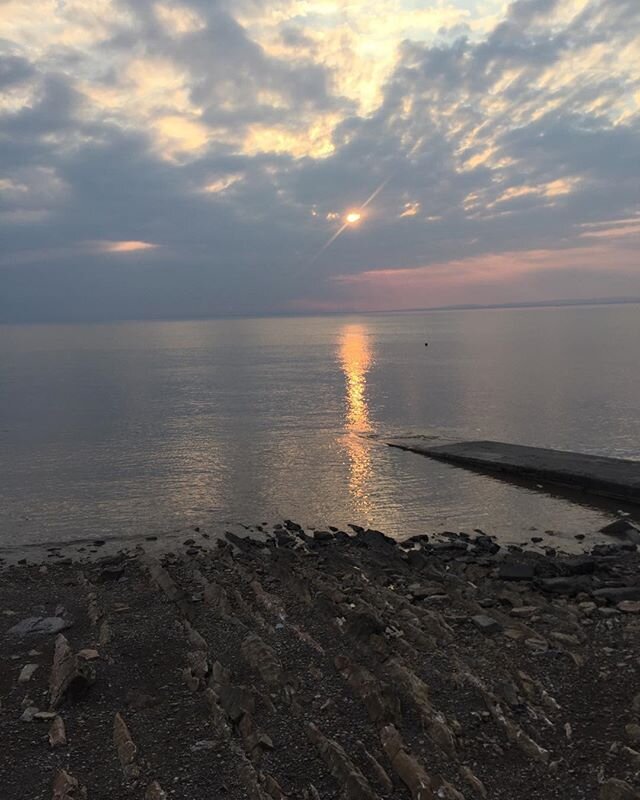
[0, 0, 638, 321]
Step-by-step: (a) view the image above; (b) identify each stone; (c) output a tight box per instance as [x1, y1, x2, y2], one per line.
[593, 587, 640, 602]
[600, 519, 640, 542]
[52, 769, 87, 799]
[145, 782, 167, 800]
[18, 663, 39, 683]
[34, 711, 58, 720]
[114, 712, 139, 778]
[472, 614, 502, 634]
[539, 576, 592, 595]
[499, 562, 535, 581]
[100, 563, 125, 581]
[633, 693, 640, 714]
[8, 616, 72, 636]
[49, 716, 67, 747]
[77, 648, 100, 660]
[599, 778, 640, 800]
[49, 634, 95, 708]
[313, 530, 333, 542]
[509, 606, 538, 618]
[625, 723, 640, 745]
[561, 556, 596, 575]
[20, 706, 39, 722]
[618, 601, 640, 614]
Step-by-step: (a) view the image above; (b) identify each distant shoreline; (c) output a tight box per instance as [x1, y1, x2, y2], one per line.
[1, 297, 639, 327]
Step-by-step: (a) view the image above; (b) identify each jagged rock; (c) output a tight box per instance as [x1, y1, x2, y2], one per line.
[49, 635, 95, 709]
[52, 769, 87, 799]
[113, 712, 140, 779]
[539, 576, 592, 595]
[380, 725, 432, 800]
[460, 766, 487, 798]
[49, 716, 67, 747]
[21, 706, 39, 722]
[306, 722, 379, 800]
[241, 634, 283, 686]
[356, 741, 394, 794]
[599, 778, 640, 800]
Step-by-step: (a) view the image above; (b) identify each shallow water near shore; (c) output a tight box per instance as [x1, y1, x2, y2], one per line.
[1, 304, 639, 552]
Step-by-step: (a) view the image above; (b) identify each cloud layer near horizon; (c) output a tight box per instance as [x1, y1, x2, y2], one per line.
[1, 0, 639, 321]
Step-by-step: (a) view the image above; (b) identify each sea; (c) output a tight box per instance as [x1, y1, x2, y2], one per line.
[1, 304, 639, 552]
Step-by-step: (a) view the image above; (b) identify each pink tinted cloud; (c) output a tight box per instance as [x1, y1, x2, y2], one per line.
[296, 238, 640, 312]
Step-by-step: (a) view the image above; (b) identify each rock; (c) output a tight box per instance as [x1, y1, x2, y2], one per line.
[538, 576, 592, 595]
[18, 663, 39, 683]
[499, 561, 535, 581]
[599, 777, 640, 800]
[49, 634, 95, 709]
[618, 601, 640, 614]
[509, 606, 538, 618]
[600, 519, 640, 542]
[8, 616, 72, 636]
[114, 712, 140, 779]
[52, 769, 87, 799]
[561, 556, 596, 575]
[355, 528, 395, 548]
[34, 711, 58, 720]
[145, 782, 167, 800]
[473, 536, 500, 554]
[77, 648, 100, 660]
[593, 587, 640, 602]
[49, 716, 67, 747]
[100, 563, 125, 581]
[633, 693, 640, 714]
[313, 530, 333, 542]
[472, 614, 502, 634]
[20, 705, 39, 722]
[625, 723, 640, 745]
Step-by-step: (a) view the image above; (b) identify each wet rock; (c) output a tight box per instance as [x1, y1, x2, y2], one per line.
[599, 778, 640, 800]
[8, 616, 72, 636]
[355, 528, 395, 548]
[499, 561, 535, 581]
[313, 530, 333, 542]
[472, 614, 502, 634]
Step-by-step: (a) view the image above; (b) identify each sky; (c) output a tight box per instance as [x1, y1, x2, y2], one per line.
[1, 0, 639, 322]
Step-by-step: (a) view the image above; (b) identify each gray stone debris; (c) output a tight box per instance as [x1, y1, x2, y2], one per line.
[472, 614, 502, 634]
[8, 616, 72, 636]
[18, 663, 39, 683]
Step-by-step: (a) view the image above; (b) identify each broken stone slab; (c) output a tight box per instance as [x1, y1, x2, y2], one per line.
[49, 716, 67, 747]
[49, 634, 95, 709]
[8, 616, 72, 636]
[52, 769, 87, 800]
[18, 663, 39, 683]
[472, 614, 502, 634]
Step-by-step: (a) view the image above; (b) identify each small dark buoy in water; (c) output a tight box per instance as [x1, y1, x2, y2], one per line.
[424, 342, 428, 346]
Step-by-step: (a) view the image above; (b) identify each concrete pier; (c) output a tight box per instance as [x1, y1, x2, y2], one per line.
[387, 438, 640, 504]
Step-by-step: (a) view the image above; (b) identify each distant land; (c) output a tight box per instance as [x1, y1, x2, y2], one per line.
[3, 297, 640, 326]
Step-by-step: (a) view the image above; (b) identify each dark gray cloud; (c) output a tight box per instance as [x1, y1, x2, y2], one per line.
[1, 0, 639, 321]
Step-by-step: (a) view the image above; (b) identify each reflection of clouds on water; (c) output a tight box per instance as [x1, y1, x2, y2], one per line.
[338, 324, 375, 515]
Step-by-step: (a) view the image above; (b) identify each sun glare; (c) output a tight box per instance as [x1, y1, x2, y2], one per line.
[345, 211, 362, 224]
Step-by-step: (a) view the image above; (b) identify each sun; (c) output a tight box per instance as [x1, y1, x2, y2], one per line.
[345, 211, 361, 224]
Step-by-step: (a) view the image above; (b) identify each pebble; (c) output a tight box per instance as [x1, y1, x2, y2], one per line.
[472, 614, 502, 634]
[18, 663, 39, 683]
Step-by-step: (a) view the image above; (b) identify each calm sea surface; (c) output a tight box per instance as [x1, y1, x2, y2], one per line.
[1, 305, 639, 550]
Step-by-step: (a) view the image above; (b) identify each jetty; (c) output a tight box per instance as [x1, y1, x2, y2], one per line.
[387, 438, 640, 504]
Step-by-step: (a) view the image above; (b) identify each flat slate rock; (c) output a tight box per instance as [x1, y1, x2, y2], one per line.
[387, 438, 640, 504]
[8, 616, 72, 636]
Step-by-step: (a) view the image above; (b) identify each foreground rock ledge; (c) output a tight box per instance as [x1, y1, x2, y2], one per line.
[1, 522, 640, 800]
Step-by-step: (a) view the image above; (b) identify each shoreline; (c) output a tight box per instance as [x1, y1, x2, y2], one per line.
[2, 521, 640, 799]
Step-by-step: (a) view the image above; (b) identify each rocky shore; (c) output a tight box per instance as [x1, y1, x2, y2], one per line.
[2, 522, 640, 800]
